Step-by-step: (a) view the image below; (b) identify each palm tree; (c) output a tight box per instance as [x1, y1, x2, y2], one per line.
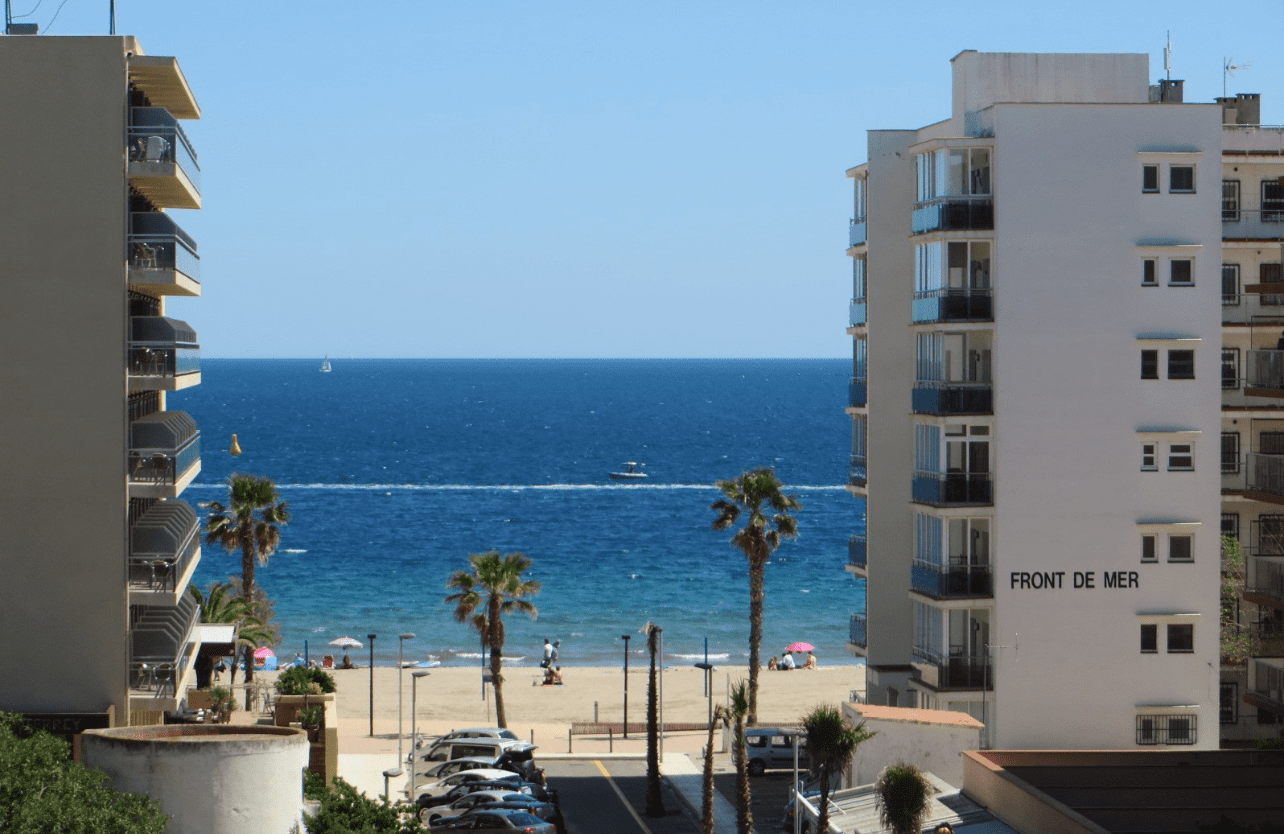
[203, 474, 290, 686]
[445, 551, 540, 729]
[802, 704, 875, 834]
[701, 704, 729, 834]
[728, 681, 754, 834]
[875, 762, 934, 834]
[711, 467, 800, 726]
[641, 621, 666, 818]
[189, 582, 273, 687]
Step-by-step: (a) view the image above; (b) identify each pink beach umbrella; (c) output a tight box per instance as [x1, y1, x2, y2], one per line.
[253, 647, 276, 659]
[785, 642, 814, 653]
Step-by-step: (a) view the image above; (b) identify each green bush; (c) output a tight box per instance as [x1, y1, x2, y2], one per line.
[275, 666, 336, 695]
[298, 706, 324, 727]
[303, 769, 328, 801]
[304, 776, 425, 834]
[1253, 736, 1284, 750]
[0, 712, 168, 834]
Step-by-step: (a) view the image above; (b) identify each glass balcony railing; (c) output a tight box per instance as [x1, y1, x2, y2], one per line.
[911, 383, 992, 415]
[1251, 660, 1284, 710]
[912, 647, 992, 690]
[1246, 350, 1284, 394]
[129, 411, 200, 487]
[1222, 210, 1284, 241]
[1248, 556, 1284, 606]
[911, 288, 993, 323]
[849, 378, 867, 408]
[1252, 621, 1284, 658]
[848, 534, 866, 569]
[912, 472, 992, 506]
[1223, 292, 1284, 324]
[849, 455, 867, 488]
[849, 219, 867, 247]
[911, 197, 993, 234]
[849, 613, 867, 648]
[849, 298, 866, 327]
[129, 593, 199, 695]
[128, 316, 199, 379]
[129, 212, 200, 284]
[1246, 453, 1284, 500]
[129, 501, 199, 593]
[911, 561, 993, 598]
[128, 106, 201, 193]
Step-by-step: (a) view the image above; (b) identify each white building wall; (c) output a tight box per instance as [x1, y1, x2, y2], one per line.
[843, 703, 983, 788]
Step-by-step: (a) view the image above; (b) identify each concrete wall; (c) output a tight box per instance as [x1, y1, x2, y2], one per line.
[844, 703, 983, 788]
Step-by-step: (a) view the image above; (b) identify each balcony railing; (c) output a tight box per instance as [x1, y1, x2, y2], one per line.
[1251, 621, 1284, 657]
[128, 316, 199, 379]
[849, 219, 867, 247]
[849, 613, 867, 648]
[128, 106, 201, 192]
[912, 472, 992, 506]
[129, 212, 200, 284]
[912, 647, 992, 690]
[1246, 453, 1284, 500]
[911, 561, 993, 598]
[1251, 660, 1284, 710]
[911, 383, 992, 415]
[129, 411, 200, 487]
[1222, 210, 1284, 241]
[911, 197, 993, 235]
[849, 378, 867, 408]
[848, 534, 866, 569]
[849, 455, 867, 488]
[911, 288, 993, 323]
[130, 593, 199, 695]
[129, 501, 200, 593]
[1246, 350, 1284, 395]
[1222, 292, 1284, 324]
[849, 298, 866, 327]
[1248, 556, 1284, 606]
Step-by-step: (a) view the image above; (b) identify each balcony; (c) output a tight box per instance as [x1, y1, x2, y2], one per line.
[128, 316, 200, 392]
[911, 383, 992, 416]
[912, 472, 992, 506]
[1246, 556, 1284, 608]
[1245, 350, 1284, 398]
[848, 535, 866, 570]
[1222, 210, 1284, 241]
[849, 378, 867, 409]
[849, 613, 867, 649]
[849, 298, 866, 327]
[128, 212, 200, 297]
[1245, 453, 1284, 504]
[911, 561, 993, 599]
[911, 197, 993, 235]
[1251, 621, 1284, 657]
[912, 288, 993, 323]
[1246, 660, 1284, 716]
[127, 107, 200, 209]
[849, 455, 867, 489]
[849, 219, 867, 248]
[129, 501, 201, 606]
[129, 593, 199, 701]
[129, 411, 201, 498]
[912, 648, 992, 690]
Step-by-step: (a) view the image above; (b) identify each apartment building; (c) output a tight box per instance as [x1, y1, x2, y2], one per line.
[0, 35, 215, 729]
[1217, 95, 1284, 741]
[845, 51, 1223, 749]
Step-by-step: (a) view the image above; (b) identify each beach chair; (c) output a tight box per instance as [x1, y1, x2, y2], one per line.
[322, 655, 334, 669]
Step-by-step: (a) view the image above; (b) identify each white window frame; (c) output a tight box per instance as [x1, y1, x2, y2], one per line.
[1141, 442, 1158, 471]
[1168, 442, 1194, 471]
[1169, 165, 1196, 194]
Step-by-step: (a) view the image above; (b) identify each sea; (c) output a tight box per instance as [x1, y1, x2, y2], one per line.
[175, 359, 867, 668]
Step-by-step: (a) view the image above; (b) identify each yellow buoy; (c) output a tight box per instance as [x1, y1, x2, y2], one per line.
[229, 434, 242, 456]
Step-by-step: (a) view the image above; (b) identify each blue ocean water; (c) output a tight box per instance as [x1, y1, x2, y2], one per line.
[174, 359, 866, 667]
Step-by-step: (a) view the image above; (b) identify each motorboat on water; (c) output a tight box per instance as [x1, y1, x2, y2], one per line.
[320, 356, 332, 373]
[608, 462, 647, 481]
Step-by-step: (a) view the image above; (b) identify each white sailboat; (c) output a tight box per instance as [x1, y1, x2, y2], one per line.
[320, 356, 332, 373]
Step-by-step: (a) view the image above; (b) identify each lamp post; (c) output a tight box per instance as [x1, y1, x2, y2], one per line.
[397, 632, 416, 772]
[409, 670, 432, 804]
[367, 633, 377, 737]
[620, 634, 630, 738]
[694, 662, 716, 726]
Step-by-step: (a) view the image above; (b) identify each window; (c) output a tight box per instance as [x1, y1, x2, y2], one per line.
[1137, 713, 1198, 745]
[1221, 681, 1239, 725]
[1168, 350, 1195, 379]
[1222, 348, 1239, 389]
[1223, 180, 1241, 221]
[1222, 512, 1240, 541]
[1167, 623, 1194, 652]
[1142, 259, 1157, 286]
[1169, 259, 1193, 285]
[1141, 535, 1156, 562]
[1141, 350, 1159, 379]
[1140, 624, 1157, 653]
[1222, 431, 1241, 473]
[1170, 166, 1195, 193]
[1263, 263, 1284, 306]
[1263, 178, 1284, 222]
[1168, 443, 1194, 471]
[1141, 442, 1157, 471]
[1223, 264, 1240, 306]
[1143, 165, 1159, 193]
[1169, 535, 1192, 562]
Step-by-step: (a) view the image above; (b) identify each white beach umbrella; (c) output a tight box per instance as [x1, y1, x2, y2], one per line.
[328, 636, 363, 650]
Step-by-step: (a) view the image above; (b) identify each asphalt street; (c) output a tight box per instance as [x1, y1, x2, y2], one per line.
[543, 760, 698, 834]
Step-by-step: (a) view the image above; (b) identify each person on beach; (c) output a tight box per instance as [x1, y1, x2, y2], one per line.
[551, 639, 560, 665]
[767, 656, 779, 671]
[551, 666, 563, 685]
[803, 652, 817, 670]
[342, 654, 355, 670]
[780, 651, 796, 670]
[541, 639, 553, 668]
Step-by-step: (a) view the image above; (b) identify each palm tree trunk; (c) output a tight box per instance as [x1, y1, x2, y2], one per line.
[701, 715, 717, 834]
[818, 763, 831, 834]
[733, 715, 753, 834]
[490, 638, 507, 729]
[747, 550, 766, 726]
[241, 536, 256, 687]
[645, 626, 665, 818]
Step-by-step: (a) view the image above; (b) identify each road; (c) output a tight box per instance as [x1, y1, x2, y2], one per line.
[543, 760, 698, 834]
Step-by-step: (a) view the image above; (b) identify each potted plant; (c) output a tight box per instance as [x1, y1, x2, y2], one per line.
[207, 686, 237, 724]
[297, 705, 324, 743]
[274, 667, 336, 696]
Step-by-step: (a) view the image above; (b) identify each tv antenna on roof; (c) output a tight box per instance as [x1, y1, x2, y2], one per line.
[1224, 57, 1251, 98]
[1163, 31, 1172, 80]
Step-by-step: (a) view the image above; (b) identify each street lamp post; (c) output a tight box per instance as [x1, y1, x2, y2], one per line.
[409, 670, 432, 805]
[367, 634, 377, 737]
[620, 634, 630, 738]
[396, 632, 416, 772]
[694, 662, 716, 726]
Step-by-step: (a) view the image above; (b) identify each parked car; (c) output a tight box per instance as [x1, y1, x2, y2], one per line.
[418, 756, 507, 782]
[473, 799, 564, 834]
[428, 808, 554, 833]
[415, 738, 535, 769]
[447, 779, 558, 808]
[419, 790, 533, 825]
[743, 727, 808, 776]
[438, 727, 520, 742]
[407, 768, 526, 804]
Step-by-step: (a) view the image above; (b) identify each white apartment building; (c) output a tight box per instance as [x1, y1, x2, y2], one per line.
[0, 34, 220, 730]
[845, 52, 1223, 750]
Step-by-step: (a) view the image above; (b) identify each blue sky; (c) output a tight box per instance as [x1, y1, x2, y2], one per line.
[20, 1, 1284, 357]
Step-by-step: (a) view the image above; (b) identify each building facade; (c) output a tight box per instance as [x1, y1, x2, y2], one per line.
[846, 52, 1223, 749]
[0, 35, 209, 727]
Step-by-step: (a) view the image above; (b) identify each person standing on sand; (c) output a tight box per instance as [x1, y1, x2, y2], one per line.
[551, 639, 560, 666]
[542, 639, 553, 668]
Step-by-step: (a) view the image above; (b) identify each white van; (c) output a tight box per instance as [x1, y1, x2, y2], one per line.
[743, 727, 808, 776]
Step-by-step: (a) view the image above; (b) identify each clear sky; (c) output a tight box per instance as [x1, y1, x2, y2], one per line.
[18, 1, 1284, 357]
